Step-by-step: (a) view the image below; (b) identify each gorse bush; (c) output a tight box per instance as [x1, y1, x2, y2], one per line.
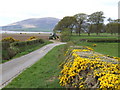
[59, 46, 120, 88]
[2, 37, 19, 60]
[27, 36, 37, 41]
[2, 37, 19, 43]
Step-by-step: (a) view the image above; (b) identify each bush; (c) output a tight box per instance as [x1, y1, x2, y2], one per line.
[2, 37, 19, 43]
[27, 36, 37, 41]
[61, 28, 71, 42]
[2, 42, 10, 50]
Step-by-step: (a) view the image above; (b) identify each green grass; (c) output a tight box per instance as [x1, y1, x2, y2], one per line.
[76, 42, 119, 57]
[69, 34, 119, 57]
[2, 40, 52, 63]
[5, 44, 65, 88]
[70, 34, 118, 41]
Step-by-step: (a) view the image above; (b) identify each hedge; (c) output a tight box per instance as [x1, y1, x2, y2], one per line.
[80, 38, 120, 43]
[10, 39, 44, 47]
[2, 39, 45, 61]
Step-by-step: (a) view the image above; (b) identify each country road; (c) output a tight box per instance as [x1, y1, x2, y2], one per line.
[0, 41, 66, 88]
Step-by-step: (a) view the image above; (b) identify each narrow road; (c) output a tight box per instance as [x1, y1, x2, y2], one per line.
[0, 41, 66, 88]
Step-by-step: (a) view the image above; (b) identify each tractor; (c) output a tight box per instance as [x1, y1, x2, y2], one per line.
[49, 33, 59, 40]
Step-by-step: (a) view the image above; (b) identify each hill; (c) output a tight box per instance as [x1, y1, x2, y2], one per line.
[2, 17, 60, 32]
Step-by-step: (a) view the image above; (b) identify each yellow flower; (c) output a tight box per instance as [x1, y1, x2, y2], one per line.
[79, 85, 83, 88]
[80, 77, 83, 79]
[92, 44, 97, 47]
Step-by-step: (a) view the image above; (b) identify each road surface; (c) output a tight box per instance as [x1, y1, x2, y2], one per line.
[0, 41, 66, 88]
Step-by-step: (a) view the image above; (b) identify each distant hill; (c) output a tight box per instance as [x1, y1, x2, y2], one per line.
[2, 17, 60, 32]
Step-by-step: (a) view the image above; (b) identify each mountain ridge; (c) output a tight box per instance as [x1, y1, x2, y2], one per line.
[2, 17, 60, 32]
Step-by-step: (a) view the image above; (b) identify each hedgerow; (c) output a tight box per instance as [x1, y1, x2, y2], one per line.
[2, 37, 44, 61]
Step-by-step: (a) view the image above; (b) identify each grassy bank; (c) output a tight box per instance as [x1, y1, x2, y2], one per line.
[5, 44, 65, 88]
[2, 40, 52, 63]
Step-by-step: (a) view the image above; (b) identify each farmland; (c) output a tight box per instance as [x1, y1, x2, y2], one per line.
[1, 33, 51, 41]
[69, 34, 119, 57]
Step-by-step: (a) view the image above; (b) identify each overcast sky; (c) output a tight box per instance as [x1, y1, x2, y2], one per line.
[0, 0, 119, 26]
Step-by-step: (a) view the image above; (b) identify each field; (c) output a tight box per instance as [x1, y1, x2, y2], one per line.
[70, 33, 119, 41]
[1, 33, 51, 41]
[70, 34, 119, 57]
[76, 42, 119, 57]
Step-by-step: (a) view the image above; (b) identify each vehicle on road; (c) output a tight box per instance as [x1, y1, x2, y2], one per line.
[49, 33, 59, 40]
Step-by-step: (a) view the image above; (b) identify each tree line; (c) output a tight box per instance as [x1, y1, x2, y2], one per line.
[53, 11, 120, 36]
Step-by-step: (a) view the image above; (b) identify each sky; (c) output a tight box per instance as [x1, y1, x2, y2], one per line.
[0, 0, 119, 26]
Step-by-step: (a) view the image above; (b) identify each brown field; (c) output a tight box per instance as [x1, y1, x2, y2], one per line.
[1, 33, 51, 41]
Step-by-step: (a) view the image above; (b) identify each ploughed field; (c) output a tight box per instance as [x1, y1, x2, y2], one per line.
[1, 33, 50, 41]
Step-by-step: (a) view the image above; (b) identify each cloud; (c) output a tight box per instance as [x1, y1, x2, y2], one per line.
[0, 0, 119, 26]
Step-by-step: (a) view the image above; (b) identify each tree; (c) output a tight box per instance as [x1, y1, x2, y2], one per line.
[87, 15, 94, 36]
[74, 13, 87, 36]
[88, 11, 105, 35]
[53, 16, 76, 35]
[114, 19, 120, 23]
[106, 18, 113, 35]
[106, 18, 119, 35]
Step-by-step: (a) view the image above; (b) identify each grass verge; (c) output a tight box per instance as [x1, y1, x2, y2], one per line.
[5, 44, 65, 88]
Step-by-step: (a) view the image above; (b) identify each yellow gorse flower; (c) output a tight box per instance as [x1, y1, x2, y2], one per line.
[59, 46, 120, 88]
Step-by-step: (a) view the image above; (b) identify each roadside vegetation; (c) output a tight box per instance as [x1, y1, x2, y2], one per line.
[2, 36, 52, 63]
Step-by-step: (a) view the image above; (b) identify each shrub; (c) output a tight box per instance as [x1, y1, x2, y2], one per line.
[2, 37, 19, 43]
[61, 29, 71, 42]
[27, 36, 37, 41]
[2, 42, 10, 50]
[92, 44, 97, 47]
